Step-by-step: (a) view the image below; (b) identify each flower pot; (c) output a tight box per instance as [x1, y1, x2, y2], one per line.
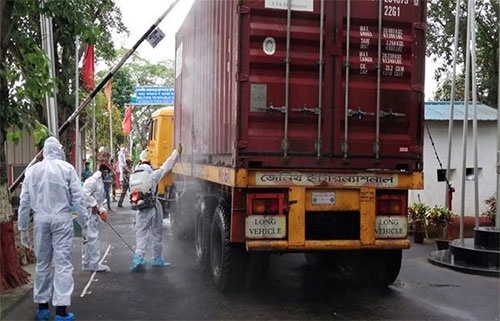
[413, 231, 425, 244]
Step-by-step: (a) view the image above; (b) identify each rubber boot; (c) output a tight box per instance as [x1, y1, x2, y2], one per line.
[130, 254, 146, 272]
[35, 309, 50, 321]
[54, 312, 74, 321]
[151, 257, 171, 267]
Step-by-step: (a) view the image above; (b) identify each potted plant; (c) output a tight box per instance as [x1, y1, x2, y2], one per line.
[426, 206, 458, 249]
[481, 196, 496, 226]
[408, 202, 429, 243]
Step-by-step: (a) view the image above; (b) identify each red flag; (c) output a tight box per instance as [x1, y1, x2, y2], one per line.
[104, 80, 112, 112]
[122, 106, 132, 134]
[82, 45, 95, 92]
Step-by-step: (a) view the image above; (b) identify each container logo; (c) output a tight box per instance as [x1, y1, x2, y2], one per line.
[263, 37, 276, 56]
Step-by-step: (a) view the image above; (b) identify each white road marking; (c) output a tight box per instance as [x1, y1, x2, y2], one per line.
[80, 244, 112, 297]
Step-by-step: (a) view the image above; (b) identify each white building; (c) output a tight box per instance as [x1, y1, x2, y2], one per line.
[409, 101, 498, 217]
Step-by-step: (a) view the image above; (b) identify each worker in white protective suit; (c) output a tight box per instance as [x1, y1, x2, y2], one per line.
[130, 144, 182, 271]
[18, 136, 89, 321]
[117, 147, 127, 185]
[81, 164, 111, 272]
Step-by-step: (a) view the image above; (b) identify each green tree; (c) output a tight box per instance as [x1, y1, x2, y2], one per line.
[427, 0, 499, 107]
[0, 0, 127, 290]
[433, 72, 466, 101]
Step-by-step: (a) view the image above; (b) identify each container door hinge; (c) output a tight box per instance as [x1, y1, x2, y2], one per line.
[238, 5, 250, 14]
[235, 140, 248, 149]
[413, 22, 426, 30]
[237, 73, 249, 82]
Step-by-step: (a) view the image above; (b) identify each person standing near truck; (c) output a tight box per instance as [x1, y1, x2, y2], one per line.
[117, 159, 132, 208]
[130, 144, 182, 271]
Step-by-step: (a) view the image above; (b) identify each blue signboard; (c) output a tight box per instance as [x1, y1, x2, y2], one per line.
[131, 86, 174, 105]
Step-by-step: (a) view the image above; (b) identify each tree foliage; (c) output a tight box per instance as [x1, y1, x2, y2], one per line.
[427, 0, 499, 107]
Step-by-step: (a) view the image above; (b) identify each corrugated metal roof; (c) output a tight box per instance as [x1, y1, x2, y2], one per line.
[425, 101, 497, 121]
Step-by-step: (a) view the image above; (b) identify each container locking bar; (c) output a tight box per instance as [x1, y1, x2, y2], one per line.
[281, 0, 292, 161]
[379, 109, 406, 118]
[342, 0, 352, 159]
[315, 0, 325, 160]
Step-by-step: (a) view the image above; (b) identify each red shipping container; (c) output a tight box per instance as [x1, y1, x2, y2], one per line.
[174, 0, 426, 171]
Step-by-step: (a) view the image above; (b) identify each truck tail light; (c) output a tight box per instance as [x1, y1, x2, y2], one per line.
[377, 200, 403, 215]
[247, 193, 284, 215]
[376, 192, 407, 216]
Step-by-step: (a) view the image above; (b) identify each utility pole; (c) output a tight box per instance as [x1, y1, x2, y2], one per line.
[40, 0, 58, 136]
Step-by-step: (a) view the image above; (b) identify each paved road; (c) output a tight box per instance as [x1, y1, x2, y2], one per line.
[4, 203, 499, 321]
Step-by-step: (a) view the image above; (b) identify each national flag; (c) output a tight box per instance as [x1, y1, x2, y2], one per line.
[82, 45, 95, 92]
[122, 106, 132, 134]
[104, 80, 112, 113]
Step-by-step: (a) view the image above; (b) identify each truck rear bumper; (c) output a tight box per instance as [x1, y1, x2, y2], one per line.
[246, 239, 410, 251]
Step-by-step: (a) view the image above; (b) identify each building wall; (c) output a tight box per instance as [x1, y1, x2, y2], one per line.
[6, 127, 88, 195]
[409, 120, 498, 216]
[5, 129, 37, 195]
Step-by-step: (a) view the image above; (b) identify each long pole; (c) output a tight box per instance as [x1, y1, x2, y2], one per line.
[75, 35, 81, 178]
[445, 0, 461, 209]
[8, 0, 181, 193]
[109, 110, 113, 163]
[459, 0, 473, 243]
[92, 100, 96, 171]
[496, 0, 500, 230]
[40, 0, 58, 136]
[470, 4, 479, 226]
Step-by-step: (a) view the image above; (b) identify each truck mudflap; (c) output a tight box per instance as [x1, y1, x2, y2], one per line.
[246, 239, 410, 251]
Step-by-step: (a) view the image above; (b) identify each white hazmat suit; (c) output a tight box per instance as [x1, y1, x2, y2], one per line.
[18, 137, 88, 309]
[130, 148, 180, 271]
[118, 147, 127, 183]
[81, 171, 110, 272]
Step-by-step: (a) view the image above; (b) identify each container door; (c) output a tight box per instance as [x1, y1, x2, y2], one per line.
[335, 0, 425, 170]
[239, 0, 333, 165]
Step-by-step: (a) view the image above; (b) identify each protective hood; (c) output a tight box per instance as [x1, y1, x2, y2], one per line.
[136, 163, 153, 174]
[120, 147, 126, 153]
[92, 171, 103, 179]
[43, 137, 64, 160]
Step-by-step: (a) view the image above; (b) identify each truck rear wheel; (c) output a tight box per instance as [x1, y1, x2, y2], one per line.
[363, 250, 402, 286]
[210, 198, 248, 293]
[195, 196, 218, 271]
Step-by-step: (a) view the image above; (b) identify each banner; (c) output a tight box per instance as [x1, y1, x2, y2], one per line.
[81, 45, 95, 92]
[122, 106, 132, 135]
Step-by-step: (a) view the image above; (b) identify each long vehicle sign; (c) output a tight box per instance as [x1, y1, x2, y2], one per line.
[245, 215, 286, 239]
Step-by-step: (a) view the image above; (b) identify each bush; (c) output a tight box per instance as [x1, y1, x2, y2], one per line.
[481, 196, 496, 225]
[426, 206, 458, 239]
[408, 202, 429, 233]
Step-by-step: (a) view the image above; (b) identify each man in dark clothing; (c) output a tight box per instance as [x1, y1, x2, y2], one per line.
[118, 159, 132, 208]
[99, 164, 113, 211]
[81, 162, 92, 182]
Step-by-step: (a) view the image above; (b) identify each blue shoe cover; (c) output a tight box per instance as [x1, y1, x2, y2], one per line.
[151, 257, 171, 267]
[130, 254, 146, 272]
[35, 309, 50, 321]
[55, 312, 74, 321]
